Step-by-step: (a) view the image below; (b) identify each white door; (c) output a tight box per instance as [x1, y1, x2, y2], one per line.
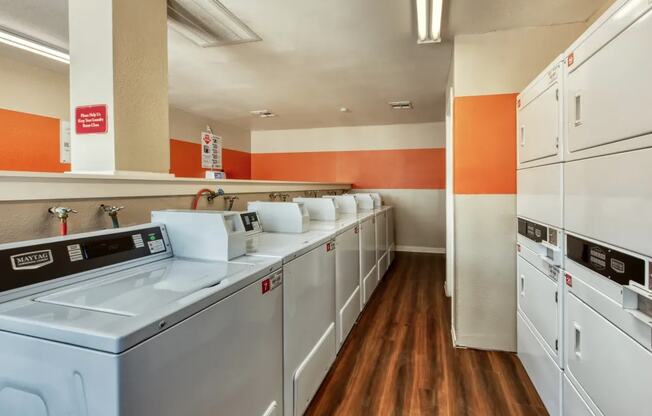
[283, 243, 336, 416]
[565, 3, 652, 159]
[518, 80, 561, 166]
[336, 226, 360, 350]
[565, 291, 652, 416]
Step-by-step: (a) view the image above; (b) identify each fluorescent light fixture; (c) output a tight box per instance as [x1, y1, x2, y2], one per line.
[0, 27, 69, 64]
[168, 0, 261, 47]
[416, 0, 442, 44]
[250, 110, 277, 118]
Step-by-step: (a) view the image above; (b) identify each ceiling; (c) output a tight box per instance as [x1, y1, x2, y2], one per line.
[0, 0, 607, 131]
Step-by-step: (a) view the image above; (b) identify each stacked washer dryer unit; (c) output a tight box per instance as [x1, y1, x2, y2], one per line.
[352, 194, 380, 308]
[0, 221, 283, 416]
[295, 196, 361, 351]
[560, 1, 652, 415]
[516, 54, 566, 416]
[241, 201, 337, 416]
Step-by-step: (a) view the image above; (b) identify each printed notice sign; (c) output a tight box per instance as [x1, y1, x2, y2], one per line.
[201, 131, 222, 169]
[59, 120, 71, 163]
[75, 105, 108, 134]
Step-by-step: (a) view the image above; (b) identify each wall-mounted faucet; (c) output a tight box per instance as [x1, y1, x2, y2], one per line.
[48, 206, 77, 236]
[280, 193, 290, 202]
[100, 205, 124, 228]
[269, 193, 280, 201]
[223, 195, 239, 211]
[192, 188, 225, 209]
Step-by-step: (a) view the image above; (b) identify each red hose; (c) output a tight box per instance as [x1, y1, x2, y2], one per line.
[60, 221, 68, 236]
[191, 188, 215, 210]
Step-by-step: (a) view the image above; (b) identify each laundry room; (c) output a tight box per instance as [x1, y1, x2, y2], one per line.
[0, 0, 649, 415]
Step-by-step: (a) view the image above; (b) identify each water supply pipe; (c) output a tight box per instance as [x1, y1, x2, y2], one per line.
[100, 205, 124, 228]
[192, 188, 224, 210]
[48, 206, 77, 236]
[223, 195, 239, 211]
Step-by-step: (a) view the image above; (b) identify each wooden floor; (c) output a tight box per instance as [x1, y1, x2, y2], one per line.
[305, 252, 547, 416]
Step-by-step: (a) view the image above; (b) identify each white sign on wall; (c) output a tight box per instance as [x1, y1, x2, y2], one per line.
[59, 120, 71, 164]
[201, 131, 222, 169]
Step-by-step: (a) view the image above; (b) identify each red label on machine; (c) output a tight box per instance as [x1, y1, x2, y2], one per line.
[75, 104, 108, 134]
[565, 273, 573, 287]
[326, 242, 335, 252]
[354, 226, 359, 234]
[567, 53, 575, 67]
[517, 244, 521, 253]
[517, 99, 521, 108]
[261, 278, 271, 294]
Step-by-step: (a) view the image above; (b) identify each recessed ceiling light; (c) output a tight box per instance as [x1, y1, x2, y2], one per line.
[339, 107, 350, 113]
[389, 101, 413, 110]
[250, 110, 277, 118]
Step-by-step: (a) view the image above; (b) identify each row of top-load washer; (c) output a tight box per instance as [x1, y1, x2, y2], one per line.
[515, 1, 652, 415]
[0, 192, 394, 416]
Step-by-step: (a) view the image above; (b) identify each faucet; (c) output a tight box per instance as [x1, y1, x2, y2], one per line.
[280, 193, 290, 202]
[48, 206, 78, 236]
[100, 205, 125, 228]
[269, 193, 280, 201]
[223, 195, 239, 211]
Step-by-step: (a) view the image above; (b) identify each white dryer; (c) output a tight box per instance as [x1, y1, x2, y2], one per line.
[239, 202, 337, 416]
[0, 223, 283, 416]
[299, 197, 361, 351]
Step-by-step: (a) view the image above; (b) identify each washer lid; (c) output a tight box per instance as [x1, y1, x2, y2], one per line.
[0, 257, 279, 353]
[35, 260, 250, 316]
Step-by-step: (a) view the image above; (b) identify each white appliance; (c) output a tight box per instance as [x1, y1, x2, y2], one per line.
[323, 194, 358, 214]
[293, 197, 340, 221]
[305, 198, 361, 351]
[0, 224, 283, 416]
[517, 56, 564, 169]
[248, 201, 310, 234]
[386, 206, 396, 266]
[564, 233, 652, 416]
[358, 210, 377, 308]
[375, 207, 388, 280]
[516, 218, 564, 416]
[240, 204, 337, 416]
[351, 194, 375, 211]
[559, 2, 652, 414]
[563, 0, 652, 259]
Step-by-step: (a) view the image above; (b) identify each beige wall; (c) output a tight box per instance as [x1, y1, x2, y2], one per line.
[451, 21, 592, 351]
[251, 122, 445, 152]
[0, 50, 69, 120]
[453, 23, 586, 97]
[169, 107, 251, 152]
[252, 123, 446, 251]
[0, 189, 347, 244]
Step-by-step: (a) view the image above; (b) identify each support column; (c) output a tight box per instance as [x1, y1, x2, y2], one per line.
[68, 0, 170, 175]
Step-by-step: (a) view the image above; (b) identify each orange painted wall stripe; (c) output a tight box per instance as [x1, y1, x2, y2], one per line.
[169, 138, 251, 179]
[251, 148, 445, 189]
[453, 93, 517, 194]
[0, 108, 69, 172]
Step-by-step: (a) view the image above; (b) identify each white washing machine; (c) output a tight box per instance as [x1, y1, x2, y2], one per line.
[0, 223, 283, 416]
[516, 218, 564, 416]
[299, 197, 361, 352]
[239, 202, 337, 416]
[386, 206, 396, 267]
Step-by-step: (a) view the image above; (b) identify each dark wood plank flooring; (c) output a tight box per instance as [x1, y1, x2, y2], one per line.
[305, 252, 547, 416]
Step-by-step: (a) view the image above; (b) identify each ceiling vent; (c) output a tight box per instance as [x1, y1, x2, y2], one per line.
[250, 110, 277, 118]
[167, 0, 261, 47]
[389, 101, 413, 110]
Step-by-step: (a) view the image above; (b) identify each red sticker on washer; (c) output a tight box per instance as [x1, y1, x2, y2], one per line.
[517, 244, 521, 252]
[565, 273, 573, 287]
[567, 53, 575, 67]
[327, 242, 335, 252]
[261, 278, 271, 294]
[354, 226, 359, 234]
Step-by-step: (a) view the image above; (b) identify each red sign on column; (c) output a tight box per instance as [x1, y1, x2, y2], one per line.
[75, 104, 108, 134]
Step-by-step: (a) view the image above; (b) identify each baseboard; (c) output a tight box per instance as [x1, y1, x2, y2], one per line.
[396, 245, 445, 254]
